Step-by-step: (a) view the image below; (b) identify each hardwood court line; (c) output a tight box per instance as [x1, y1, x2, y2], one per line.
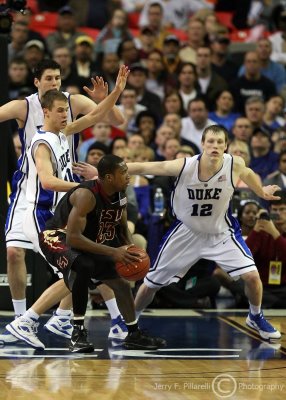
[218, 315, 286, 355]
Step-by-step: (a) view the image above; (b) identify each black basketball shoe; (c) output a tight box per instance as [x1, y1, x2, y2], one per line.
[69, 325, 94, 353]
[123, 329, 166, 350]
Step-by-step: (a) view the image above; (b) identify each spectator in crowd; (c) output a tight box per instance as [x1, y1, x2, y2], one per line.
[72, 36, 98, 86]
[196, 46, 228, 111]
[79, 122, 112, 161]
[238, 38, 286, 93]
[246, 193, 286, 308]
[127, 62, 163, 121]
[209, 90, 240, 132]
[139, 0, 212, 31]
[127, 133, 145, 151]
[8, 58, 32, 100]
[23, 41, 46, 82]
[94, 9, 133, 63]
[245, 96, 266, 131]
[136, 26, 157, 61]
[163, 113, 182, 139]
[8, 21, 29, 63]
[85, 141, 109, 167]
[109, 136, 128, 155]
[13, 9, 47, 48]
[180, 97, 216, 152]
[138, 2, 169, 49]
[145, 49, 169, 100]
[249, 128, 279, 181]
[117, 87, 147, 134]
[262, 95, 285, 135]
[153, 124, 175, 161]
[210, 33, 239, 85]
[162, 35, 181, 77]
[135, 110, 157, 146]
[117, 39, 140, 66]
[52, 46, 84, 91]
[162, 137, 180, 161]
[98, 52, 120, 92]
[175, 145, 195, 158]
[163, 91, 186, 117]
[46, 6, 85, 55]
[179, 18, 206, 64]
[263, 150, 286, 190]
[231, 117, 253, 143]
[230, 51, 276, 114]
[177, 62, 200, 113]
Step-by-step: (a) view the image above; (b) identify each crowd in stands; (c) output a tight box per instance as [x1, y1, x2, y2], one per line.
[7, 0, 286, 309]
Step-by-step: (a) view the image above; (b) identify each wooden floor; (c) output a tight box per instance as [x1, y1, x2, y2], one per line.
[0, 310, 285, 399]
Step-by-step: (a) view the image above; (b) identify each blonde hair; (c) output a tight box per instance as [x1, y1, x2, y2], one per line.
[131, 145, 155, 162]
[228, 139, 250, 166]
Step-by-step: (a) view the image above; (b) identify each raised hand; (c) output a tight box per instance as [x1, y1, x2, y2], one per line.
[114, 65, 130, 93]
[72, 162, 98, 180]
[262, 185, 281, 200]
[83, 76, 108, 103]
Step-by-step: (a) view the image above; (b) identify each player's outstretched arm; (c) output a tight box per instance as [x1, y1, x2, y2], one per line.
[127, 158, 185, 177]
[234, 155, 281, 200]
[64, 66, 129, 136]
[0, 99, 27, 125]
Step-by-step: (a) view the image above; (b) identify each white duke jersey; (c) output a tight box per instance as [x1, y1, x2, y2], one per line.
[18, 92, 78, 173]
[26, 130, 73, 212]
[171, 154, 235, 234]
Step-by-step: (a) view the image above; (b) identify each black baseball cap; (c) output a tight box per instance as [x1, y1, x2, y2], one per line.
[129, 62, 148, 75]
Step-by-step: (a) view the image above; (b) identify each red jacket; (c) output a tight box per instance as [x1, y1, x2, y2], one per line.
[246, 231, 286, 286]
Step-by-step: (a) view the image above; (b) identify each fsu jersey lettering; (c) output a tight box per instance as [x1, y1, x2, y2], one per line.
[46, 180, 127, 245]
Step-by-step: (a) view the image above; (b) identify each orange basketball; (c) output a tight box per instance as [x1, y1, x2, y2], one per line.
[115, 246, 150, 281]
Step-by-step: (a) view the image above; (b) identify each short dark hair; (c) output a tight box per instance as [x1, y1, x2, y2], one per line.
[33, 59, 61, 80]
[41, 90, 68, 110]
[269, 190, 286, 206]
[202, 124, 229, 143]
[97, 154, 125, 178]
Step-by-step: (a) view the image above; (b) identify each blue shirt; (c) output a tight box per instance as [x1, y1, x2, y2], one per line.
[208, 112, 240, 132]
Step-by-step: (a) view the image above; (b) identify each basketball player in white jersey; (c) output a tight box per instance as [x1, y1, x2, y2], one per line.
[6, 76, 130, 350]
[0, 60, 127, 343]
[126, 125, 281, 340]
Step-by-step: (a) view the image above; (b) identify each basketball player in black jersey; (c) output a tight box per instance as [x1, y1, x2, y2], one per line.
[39, 154, 165, 352]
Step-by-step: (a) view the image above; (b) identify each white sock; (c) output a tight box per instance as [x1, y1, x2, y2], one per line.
[24, 308, 39, 321]
[105, 298, 121, 320]
[135, 310, 142, 320]
[56, 308, 72, 316]
[12, 299, 26, 317]
[249, 303, 261, 315]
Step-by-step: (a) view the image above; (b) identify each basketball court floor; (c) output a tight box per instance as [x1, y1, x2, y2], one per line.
[0, 308, 285, 399]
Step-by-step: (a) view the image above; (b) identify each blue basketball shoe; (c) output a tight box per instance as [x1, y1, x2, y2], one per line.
[246, 312, 281, 340]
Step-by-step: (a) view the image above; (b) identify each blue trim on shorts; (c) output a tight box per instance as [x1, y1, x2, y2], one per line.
[149, 220, 183, 272]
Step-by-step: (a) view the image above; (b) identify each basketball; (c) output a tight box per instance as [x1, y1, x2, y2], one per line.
[115, 246, 150, 281]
